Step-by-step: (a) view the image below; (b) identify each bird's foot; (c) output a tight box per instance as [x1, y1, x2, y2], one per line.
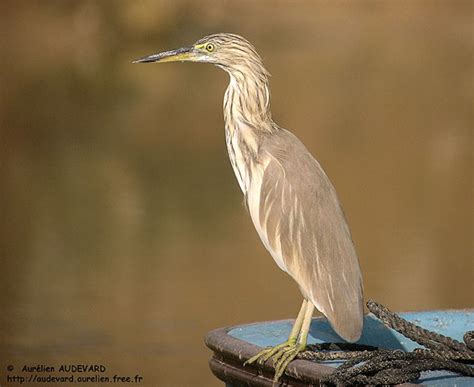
[244, 339, 305, 383]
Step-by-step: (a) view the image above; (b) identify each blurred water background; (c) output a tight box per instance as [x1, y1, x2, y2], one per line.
[0, 1, 472, 386]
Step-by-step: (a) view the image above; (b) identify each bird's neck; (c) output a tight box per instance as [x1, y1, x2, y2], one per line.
[222, 69, 274, 195]
[223, 70, 273, 134]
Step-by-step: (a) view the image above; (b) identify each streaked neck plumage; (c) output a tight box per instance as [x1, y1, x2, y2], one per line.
[221, 63, 276, 195]
[223, 65, 272, 130]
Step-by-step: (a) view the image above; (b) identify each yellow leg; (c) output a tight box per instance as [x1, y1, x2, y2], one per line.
[244, 300, 307, 366]
[244, 300, 314, 384]
[288, 299, 308, 342]
[273, 301, 314, 381]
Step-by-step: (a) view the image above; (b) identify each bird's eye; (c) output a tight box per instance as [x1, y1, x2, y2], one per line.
[205, 43, 215, 52]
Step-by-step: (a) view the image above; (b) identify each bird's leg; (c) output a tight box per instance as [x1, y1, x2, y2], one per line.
[244, 300, 307, 366]
[273, 302, 314, 382]
[244, 299, 314, 383]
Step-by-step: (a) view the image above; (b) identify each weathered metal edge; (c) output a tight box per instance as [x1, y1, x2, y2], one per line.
[205, 322, 332, 386]
[205, 320, 420, 386]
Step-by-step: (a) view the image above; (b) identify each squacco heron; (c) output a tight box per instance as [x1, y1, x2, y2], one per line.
[134, 33, 364, 383]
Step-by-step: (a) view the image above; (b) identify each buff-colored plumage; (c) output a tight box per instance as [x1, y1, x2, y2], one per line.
[208, 34, 364, 341]
[134, 33, 364, 380]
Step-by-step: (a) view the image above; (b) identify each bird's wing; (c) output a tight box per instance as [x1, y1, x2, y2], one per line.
[255, 129, 364, 342]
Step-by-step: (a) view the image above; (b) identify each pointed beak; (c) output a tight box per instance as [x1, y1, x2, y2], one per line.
[133, 46, 194, 64]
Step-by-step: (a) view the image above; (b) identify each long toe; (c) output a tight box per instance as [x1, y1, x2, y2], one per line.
[273, 346, 302, 382]
[243, 347, 271, 366]
[244, 341, 292, 366]
[244, 341, 305, 384]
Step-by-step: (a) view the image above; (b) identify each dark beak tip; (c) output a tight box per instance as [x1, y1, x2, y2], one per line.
[132, 46, 192, 65]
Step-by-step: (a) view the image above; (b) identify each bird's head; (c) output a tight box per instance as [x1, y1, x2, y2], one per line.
[133, 33, 268, 76]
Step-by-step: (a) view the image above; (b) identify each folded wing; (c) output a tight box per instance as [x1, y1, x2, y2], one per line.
[256, 129, 364, 342]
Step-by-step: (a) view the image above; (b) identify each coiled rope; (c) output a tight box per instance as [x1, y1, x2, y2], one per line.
[297, 300, 474, 385]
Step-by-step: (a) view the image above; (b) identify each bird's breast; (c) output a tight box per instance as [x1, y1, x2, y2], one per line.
[224, 121, 259, 194]
[224, 120, 287, 272]
[246, 155, 288, 273]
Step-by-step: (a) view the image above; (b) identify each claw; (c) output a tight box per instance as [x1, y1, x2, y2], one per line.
[243, 300, 314, 384]
[244, 346, 271, 366]
[244, 340, 294, 366]
[244, 340, 306, 384]
[273, 345, 303, 382]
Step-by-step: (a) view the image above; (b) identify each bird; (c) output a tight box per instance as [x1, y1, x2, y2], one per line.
[134, 33, 364, 383]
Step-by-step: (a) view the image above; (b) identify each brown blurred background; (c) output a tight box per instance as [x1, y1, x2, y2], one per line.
[0, 1, 472, 386]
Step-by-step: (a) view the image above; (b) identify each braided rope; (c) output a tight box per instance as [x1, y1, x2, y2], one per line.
[297, 300, 474, 385]
[366, 300, 470, 352]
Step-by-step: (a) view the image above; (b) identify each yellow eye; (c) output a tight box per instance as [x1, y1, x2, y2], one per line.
[205, 43, 215, 52]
